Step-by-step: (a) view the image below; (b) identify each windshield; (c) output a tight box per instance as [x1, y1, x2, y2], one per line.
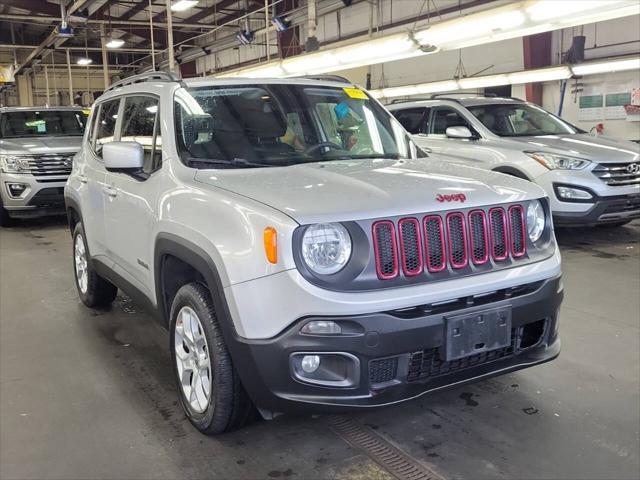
[0, 110, 88, 138]
[468, 103, 577, 137]
[174, 84, 420, 168]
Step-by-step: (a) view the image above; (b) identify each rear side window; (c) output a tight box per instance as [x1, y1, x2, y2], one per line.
[431, 108, 470, 135]
[95, 99, 121, 157]
[120, 96, 161, 173]
[392, 108, 429, 134]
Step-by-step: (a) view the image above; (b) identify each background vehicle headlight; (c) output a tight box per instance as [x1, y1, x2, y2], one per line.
[301, 223, 352, 275]
[527, 200, 545, 242]
[0, 155, 30, 173]
[526, 152, 590, 170]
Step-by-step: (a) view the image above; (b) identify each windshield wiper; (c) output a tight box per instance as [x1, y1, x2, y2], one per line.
[186, 157, 269, 168]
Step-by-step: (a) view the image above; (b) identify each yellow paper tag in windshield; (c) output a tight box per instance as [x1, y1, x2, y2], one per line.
[343, 87, 368, 100]
[82, 108, 92, 115]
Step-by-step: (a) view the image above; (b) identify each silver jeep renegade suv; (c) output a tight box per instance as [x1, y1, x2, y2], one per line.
[65, 72, 563, 434]
[0, 106, 88, 226]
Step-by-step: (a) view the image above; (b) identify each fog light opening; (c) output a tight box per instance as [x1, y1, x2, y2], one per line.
[519, 319, 547, 349]
[290, 352, 360, 388]
[556, 185, 593, 201]
[6, 183, 27, 198]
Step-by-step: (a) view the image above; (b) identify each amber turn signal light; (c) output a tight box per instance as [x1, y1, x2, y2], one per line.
[264, 227, 278, 264]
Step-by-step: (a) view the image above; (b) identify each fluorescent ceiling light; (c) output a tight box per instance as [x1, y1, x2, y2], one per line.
[507, 66, 572, 84]
[572, 57, 640, 75]
[458, 74, 510, 89]
[106, 38, 125, 49]
[171, 0, 198, 12]
[371, 59, 637, 100]
[77, 58, 92, 66]
[217, 0, 638, 79]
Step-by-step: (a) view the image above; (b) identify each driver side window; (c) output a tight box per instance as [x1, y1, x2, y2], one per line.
[431, 108, 471, 135]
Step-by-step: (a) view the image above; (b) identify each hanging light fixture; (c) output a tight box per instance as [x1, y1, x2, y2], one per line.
[77, 58, 93, 66]
[106, 38, 125, 49]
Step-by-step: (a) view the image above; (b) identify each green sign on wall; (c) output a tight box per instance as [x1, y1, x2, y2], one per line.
[579, 95, 603, 108]
[605, 93, 631, 107]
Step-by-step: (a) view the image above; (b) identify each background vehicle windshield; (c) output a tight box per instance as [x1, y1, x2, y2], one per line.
[174, 84, 418, 168]
[0, 110, 88, 138]
[468, 103, 577, 137]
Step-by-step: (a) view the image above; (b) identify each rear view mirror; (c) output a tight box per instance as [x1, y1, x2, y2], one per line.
[446, 126, 474, 139]
[103, 142, 144, 172]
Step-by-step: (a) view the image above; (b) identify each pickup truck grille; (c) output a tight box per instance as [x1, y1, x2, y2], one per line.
[372, 204, 527, 281]
[592, 162, 640, 186]
[23, 154, 74, 178]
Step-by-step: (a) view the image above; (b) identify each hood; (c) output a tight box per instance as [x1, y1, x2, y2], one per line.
[0, 136, 83, 155]
[505, 133, 640, 164]
[194, 157, 545, 224]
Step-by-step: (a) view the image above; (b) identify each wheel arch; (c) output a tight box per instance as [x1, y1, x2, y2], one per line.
[492, 165, 531, 180]
[154, 233, 236, 335]
[64, 196, 83, 235]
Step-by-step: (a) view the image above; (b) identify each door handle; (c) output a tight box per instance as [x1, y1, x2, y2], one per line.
[78, 174, 88, 184]
[102, 186, 117, 198]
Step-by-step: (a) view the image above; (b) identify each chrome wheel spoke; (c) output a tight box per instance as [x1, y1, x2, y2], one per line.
[174, 305, 213, 413]
[74, 235, 88, 294]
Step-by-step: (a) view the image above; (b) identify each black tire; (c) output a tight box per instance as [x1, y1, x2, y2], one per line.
[597, 220, 632, 228]
[72, 222, 118, 308]
[169, 282, 255, 435]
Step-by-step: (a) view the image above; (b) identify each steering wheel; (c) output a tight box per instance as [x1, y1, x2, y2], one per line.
[304, 142, 345, 155]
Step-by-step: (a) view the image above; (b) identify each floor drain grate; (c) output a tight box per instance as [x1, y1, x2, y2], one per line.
[327, 415, 445, 480]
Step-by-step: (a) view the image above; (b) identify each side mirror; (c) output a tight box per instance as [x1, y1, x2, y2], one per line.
[103, 142, 144, 172]
[446, 126, 475, 139]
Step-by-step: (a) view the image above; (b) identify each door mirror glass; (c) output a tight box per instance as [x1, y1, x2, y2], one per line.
[103, 141, 144, 172]
[446, 126, 474, 139]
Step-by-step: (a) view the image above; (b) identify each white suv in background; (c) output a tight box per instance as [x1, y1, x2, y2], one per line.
[388, 96, 640, 227]
[0, 107, 88, 226]
[65, 73, 562, 434]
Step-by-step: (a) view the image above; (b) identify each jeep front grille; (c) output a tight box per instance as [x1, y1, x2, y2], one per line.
[592, 162, 640, 186]
[372, 205, 528, 280]
[23, 154, 74, 177]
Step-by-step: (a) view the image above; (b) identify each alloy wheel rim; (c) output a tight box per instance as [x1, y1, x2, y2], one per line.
[174, 306, 212, 413]
[74, 234, 88, 294]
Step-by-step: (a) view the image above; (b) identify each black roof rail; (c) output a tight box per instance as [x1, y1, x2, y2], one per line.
[297, 74, 352, 84]
[106, 71, 183, 92]
[388, 97, 435, 104]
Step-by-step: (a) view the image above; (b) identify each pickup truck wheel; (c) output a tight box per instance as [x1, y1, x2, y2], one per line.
[72, 223, 118, 307]
[170, 282, 255, 434]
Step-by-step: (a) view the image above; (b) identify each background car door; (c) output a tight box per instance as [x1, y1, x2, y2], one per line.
[425, 106, 495, 168]
[393, 107, 431, 153]
[81, 98, 121, 260]
[103, 95, 163, 298]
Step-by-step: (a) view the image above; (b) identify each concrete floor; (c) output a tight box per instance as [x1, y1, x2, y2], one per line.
[1, 218, 638, 480]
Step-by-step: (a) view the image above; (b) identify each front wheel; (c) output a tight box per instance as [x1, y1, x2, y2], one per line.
[72, 222, 118, 307]
[170, 282, 255, 434]
[0, 199, 13, 227]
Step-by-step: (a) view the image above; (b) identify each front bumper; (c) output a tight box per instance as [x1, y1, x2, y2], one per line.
[0, 173, 67, 218]
[229, 275, 563, 414]
[533, 169, 640, 225]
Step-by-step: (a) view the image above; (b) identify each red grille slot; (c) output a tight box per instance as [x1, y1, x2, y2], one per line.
[372, 221, 399, 279]
[489, 207, 509, 261]
[468, 210, 489, 265]
[446, 212, 469, 269]
[508, 205, 527, 257]
[423, 215, 446, 272]
[398, 218, 424, 277]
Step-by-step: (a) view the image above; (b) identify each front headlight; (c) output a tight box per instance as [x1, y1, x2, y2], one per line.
[0, 155, 30, 173]
[526, 152, 590, 170]
[301, 223, 352, 275]
[527, 200, 545, 242]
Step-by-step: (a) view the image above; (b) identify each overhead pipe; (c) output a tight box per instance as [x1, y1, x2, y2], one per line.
[0, 44, 154, 53]
[0, 14, 219, 30]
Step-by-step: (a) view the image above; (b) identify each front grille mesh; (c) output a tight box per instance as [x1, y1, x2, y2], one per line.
[592, 162, 640, 186]
[372, 204, 529, 280]
[369, 357, 399, 385]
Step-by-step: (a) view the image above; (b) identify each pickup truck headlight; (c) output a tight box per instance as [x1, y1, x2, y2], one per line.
[527, 200, 545, 242]
[301, 223, 352, 275]
[526, 152, 590, 170]
[0, 155, 30, 174]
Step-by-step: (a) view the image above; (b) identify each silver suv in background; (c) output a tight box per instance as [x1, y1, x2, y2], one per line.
[0, 107, 88, 226]
[388, 96, 640, 227]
